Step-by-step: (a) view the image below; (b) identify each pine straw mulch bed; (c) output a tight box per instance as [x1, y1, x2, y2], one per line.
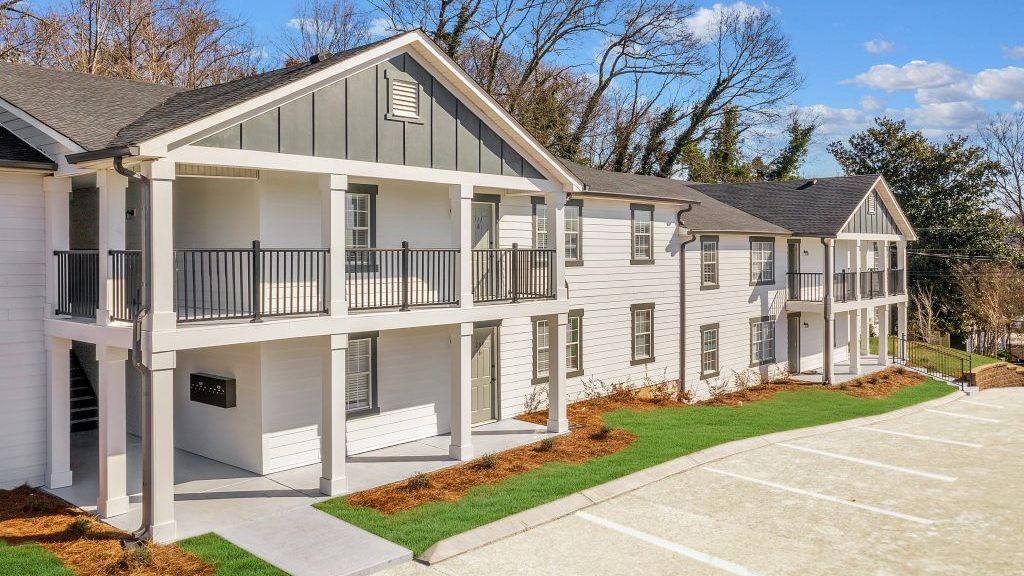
[0, 485, 212, 576]
[344, 367, 923, 515]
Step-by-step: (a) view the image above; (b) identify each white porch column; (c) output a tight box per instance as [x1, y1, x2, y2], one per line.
[879, 240, 889, 295]
[849, 309, 861, 374]
[320, 334, 348, 495]
[897, 301, 908, 339]
[96, 170, 128, 325]
[148, 351, 176, 543]
[877, 305, 890, 366]
[44, 177, 71, 318]
[450, 323, 474, 460]
[322, 174, 348, 317]
[450, 184, 474, 307]
[544, 189, 568, 300]
[822, 239, 835, 385]
[143, 160, 175, 332]
[96, 346, 129, 517]
[546, 313, 569, 432]
[46, 336, 73, 488]
[860, 308, 870, 355]
[897, 239, 908, 296]
[852, 240, 862, 301]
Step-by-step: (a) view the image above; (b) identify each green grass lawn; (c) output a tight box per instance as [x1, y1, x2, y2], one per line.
[177, 533, 288, 576]
[870, 336, 1000, 371]
[318, 378, 954, 555]
[0, 540, 73, 576]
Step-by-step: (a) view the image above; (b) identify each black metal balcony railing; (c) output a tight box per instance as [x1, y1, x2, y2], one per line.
[109, 250, 142, 322]
[786, 272, 822, 302]
[473, 244, 557, 303]
[888, 268, 905, 295]
[859, 269, 885, 299]
[833, 271, 857, 303]
[175, 242, 329, 322]
[54, 250, 99, 318]
[346, 243, 459, 311]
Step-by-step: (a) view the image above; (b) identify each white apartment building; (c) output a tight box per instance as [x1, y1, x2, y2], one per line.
[0, 30, 914, 542]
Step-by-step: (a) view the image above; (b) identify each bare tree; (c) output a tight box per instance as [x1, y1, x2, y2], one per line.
[656, 4, 800, 177]
[910, 285, 938, 344]
[980, 112, 1024, 227]
[369, 0, 482, 56]
[277, 0, 370, 66]
[954, 261, 1024, 356]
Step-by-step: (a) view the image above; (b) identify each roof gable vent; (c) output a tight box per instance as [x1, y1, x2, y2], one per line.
[389, 78, 420, 120]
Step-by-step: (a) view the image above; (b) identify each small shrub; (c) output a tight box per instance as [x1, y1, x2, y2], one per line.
[476, 452, 497, 469]
[115, 544, 152, 571]
[591, 425, 612, 440]
[523, 385, 549, 413]
[537, 437, 556, 452]
[66, 516, 91, 538]
[894, 366, 907, 375]
[406, 472, 430, 491]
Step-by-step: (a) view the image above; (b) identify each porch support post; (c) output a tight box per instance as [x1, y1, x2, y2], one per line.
[96, 170, 128, 325]
[320, 334, 348, 495]
[860, 307, 870, 356]
[879, 240, 889, 295]
[898, 239, 908, 295]
[849, 309, 861, 375]
[877, 305, 890, 366]
[544, 189, 567, 300]
[143, 160, 175, 332]
[897, 301, 908, 340]
[853, 240, 862, 300]
[822, 239, 835, 385]
[547, 313, 569, 432]
[46, 336, 73, 488]
[322, 174, 348, 317]
[44, 177, 71, 319]
[449, 323, 474, 460]
[450, 184, 474, 307]
[148, 351, 176, 543]
[96, 346, 129, 517]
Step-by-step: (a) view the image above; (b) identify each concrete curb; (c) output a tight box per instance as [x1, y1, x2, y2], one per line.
[419, 388, 965, 565]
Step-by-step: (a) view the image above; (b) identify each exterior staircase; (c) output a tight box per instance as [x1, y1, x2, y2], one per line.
[70, 351, 98, 432]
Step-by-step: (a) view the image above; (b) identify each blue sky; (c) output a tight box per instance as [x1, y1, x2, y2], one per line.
[225, 0, 1024, 176]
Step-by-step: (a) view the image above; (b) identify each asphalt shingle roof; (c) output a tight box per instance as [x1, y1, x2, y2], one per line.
[691, 174, 882, 237]
[559, 159, 790, 235]
[0, 124, 56, 169]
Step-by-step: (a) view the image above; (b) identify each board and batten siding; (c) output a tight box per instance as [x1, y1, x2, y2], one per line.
[0, 172, 48, 488]
[495, 195, 682, 418]
[842, 189, 899, 235]
[194, 51, 543, 180]
[683, 234, 789, 400]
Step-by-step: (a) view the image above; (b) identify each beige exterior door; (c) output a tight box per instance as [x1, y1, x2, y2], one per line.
[471, 327, 497, 424]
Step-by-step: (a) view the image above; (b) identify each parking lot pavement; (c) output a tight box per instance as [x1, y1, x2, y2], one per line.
[386, 388, 1024, 576]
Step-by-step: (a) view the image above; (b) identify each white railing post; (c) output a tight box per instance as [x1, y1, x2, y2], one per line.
[320, 333, 348, 495]
[96, 169, 128, 325]
[450, 322, 474, 459]
[142, 160, 176, 332]
[322, 174, 348, 317]
[43, 177, 71, 319]
[450, 184, 474, 308]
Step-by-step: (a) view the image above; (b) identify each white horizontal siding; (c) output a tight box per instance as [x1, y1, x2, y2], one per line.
[260, 337, 324, 473]
[0, 172, 47, 488]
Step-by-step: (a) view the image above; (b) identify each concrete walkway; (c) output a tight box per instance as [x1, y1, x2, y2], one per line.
[218, 506, 411, 576]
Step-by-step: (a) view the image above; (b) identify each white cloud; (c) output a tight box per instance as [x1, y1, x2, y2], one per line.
[287, 18, 320, 30]
[972, 66, 1024, 100]
[684, 2, 765, 41]
[899, 101, 988, 131]
[368, 17, 392, 38]
[1003, 45, 1024, 60]
[848, 60, 963, 91]
[863, 39, 893, 54]
[860, 95, 884, 111]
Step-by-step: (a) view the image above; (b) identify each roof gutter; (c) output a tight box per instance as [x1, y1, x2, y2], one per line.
[570, 189, 703, 205]
[66, 145, 139, 164]
[0, 159, 57, 171]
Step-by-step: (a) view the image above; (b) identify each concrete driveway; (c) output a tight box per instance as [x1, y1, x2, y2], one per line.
[387, 388, 1024, 575]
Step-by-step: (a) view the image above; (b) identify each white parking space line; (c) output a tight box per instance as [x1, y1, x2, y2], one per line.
[925, 409, 1001, 423]
[856, 426, 983, 448]
[701, 467, 936, 525]
[575, 510, 764, 576]
[960, 400, 1005, 409]
[776, 443, 957, 482]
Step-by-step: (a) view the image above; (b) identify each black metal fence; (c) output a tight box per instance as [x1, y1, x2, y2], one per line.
[54, 250, 98, 318]
[346, 243, 459, 311]
[175, 241, 328, 322]
[473, 245, 556, 303]
[109, 250, 141, 322]
[833, 271, 857, 303]
[888, 268, 905, 295]
[786, 272, 822, 301]
[890, 335, 967, 384]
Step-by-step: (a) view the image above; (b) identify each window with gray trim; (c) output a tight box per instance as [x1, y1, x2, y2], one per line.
[750, 317, 776, 365]
[532, 199, 549, 249]
[750, 237, 775, 285]
[347, 193, 372, 249]
[631, 303, 655, 364]
[346, 336, 377, 414]
[567, 310, 583, 376]
[700, 324, 719, 376]
[700, 236, 719, 288]
[565, 201, 582, 264]
[631, 204, 654, 263]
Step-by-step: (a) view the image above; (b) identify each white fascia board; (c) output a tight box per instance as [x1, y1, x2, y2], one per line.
[0, 96, 84, 154]
[170, 145, 561, 192]
[136, 30, 581, 190]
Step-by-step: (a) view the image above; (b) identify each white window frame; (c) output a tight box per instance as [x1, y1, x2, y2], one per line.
[631, 304, 655, 364]
[750, 237, 775, 285]
[532, 200, 549, 250]
[631, 204, 654, 263]
[701, 324, 719, 377]
[346, 336, 377, 414]
[533, 318, 550, 382]
[700, 236, 719, 288]
[346, 192, 372, 250]
[567, 311, 583, 376]
[750, 317, 776, 366]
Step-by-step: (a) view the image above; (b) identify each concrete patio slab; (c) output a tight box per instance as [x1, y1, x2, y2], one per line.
[791, 355, 890, 383]
[218, 505, 412, 576]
